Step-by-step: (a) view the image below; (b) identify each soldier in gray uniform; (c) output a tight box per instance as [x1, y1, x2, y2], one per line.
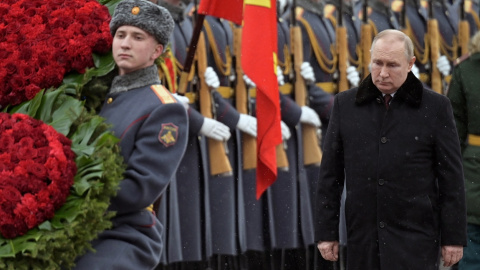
[73, 1, 188, 269]
[202, 13, 257, 270]
[155, 1, 232, 269]
[392, 0, 451, 90]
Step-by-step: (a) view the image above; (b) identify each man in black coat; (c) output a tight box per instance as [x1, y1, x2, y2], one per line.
[315, 29, 467, 269]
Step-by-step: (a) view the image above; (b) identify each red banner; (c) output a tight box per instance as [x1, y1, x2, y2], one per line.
[241, 0, 281, 199]
[197, 0, 244, 25]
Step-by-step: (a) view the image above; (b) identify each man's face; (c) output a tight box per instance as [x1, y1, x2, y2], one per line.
[112, 25, 163, 75]
[370, 37, 415, 94]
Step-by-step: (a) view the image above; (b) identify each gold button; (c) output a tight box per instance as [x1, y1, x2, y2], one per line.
[107, 97, 113, 104]
[132, 6, 140, 15]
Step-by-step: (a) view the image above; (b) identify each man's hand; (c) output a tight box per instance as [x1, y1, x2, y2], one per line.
[237, 114, 257, 137]
[437, 55, 451, 77]
[204, 67, 220, 89]
[301, 62, 316, 84]
[317, 241, 339, 261]
[243, 74, 256, 88]
[172, 93, 189, 110]
[277, 66, 285, 86]
[441, 245, 463, 267]
[300, 106, 321, 127]
[199, 118, 231, 141]
[280, 120, 291, 141]
[346, 66, 360, 87]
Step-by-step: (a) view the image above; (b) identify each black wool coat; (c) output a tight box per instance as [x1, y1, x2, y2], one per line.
[315, 72, 467, 270]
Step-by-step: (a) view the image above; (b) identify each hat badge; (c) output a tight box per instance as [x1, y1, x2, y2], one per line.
[131, 6, 140, 15]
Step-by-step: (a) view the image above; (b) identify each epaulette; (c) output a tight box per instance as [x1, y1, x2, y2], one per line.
[454, 53, 471, 66]
[151, 84, 177, 104]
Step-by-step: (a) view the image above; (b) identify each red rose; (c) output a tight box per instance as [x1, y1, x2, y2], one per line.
[0, 113, 77, 238]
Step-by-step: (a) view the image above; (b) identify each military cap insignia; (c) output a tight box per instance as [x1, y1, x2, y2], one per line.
[158, 123, 178, 147]
[132, 6, 140, 15]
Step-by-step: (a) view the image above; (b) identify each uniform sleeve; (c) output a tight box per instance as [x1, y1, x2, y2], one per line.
[280, 94, 302, 127]
[434, 96, 467, 246]
[211, 91, 240, 130]
[307, 84, 334, 125]
[446, 66, 468, 151]
[187, 106, 205, 135]
[109, 102, 188, 214]
[315, 94, 345, 242]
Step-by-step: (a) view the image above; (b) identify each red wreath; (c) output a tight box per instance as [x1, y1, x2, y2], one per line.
[0, 0, 112, 107]
[0, 113, 77, 239]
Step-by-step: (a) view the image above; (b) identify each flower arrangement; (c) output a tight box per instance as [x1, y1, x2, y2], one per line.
[0, 113, 77, 239]
[0, 90, 124, 270]
[0, 0, 125, 269]
[0, 0, 113, 107]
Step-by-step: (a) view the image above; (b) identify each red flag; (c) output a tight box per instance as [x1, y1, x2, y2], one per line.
[242, 0, 281, 199]
[197, 0, 244, 25]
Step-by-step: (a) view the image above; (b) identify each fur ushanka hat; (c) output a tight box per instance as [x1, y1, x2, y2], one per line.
[110, 0, 174, 46]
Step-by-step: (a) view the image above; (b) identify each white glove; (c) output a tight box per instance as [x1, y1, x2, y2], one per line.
[199, 118, 231, 141]
[237, 114, 257, 137]
[300, 106, 321, 127]
[277, 66, 285, 86]
[172, 93, 189, 110]
[346, 66, 360, 87]
[280, 120, 291, 141]
[243, 74, 256, 88]
[436, 55, 451, 76]
[204, 67, 220, 89]
[411, 63, 420, 79]
[300, 62, 316, 84]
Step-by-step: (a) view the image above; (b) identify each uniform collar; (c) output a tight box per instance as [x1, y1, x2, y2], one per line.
[110, 65, 161, 94]
[355, 72, 423, 107]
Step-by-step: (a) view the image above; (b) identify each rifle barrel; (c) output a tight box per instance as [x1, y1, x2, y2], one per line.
[338, 0, 343, 27]
[363, 0, 368, 23]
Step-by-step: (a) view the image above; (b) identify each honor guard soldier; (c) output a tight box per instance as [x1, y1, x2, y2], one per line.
[202, 11, 258, 270]
[324, 1, 362, 268]
[155, 0, 232, 269]
[467, 0, 480, 33]
[294, 0, 341, 269]
[392, 0, 451, 90]
[367, 0, 400, 33]
[74, 1, 188, 269]
[230, 20, 276, 270]
[325, 0, 364, 82]
[431, 0, 459, 84]
[240, 0, 324, 269]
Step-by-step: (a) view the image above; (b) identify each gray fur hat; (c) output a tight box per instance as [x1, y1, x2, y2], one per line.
[110, 0, 174, 46]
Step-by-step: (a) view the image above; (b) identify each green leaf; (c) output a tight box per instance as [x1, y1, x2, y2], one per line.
[50, 99, 84, 135]
[92, 53, 115, 76]
[7, 89, 45, 116]
[36, 90, 63, 123]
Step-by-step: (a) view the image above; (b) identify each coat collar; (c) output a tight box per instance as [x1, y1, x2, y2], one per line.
[355, 72, 423, 107]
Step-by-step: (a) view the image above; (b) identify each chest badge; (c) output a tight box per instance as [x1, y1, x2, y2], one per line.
[158, 123, 178, 147]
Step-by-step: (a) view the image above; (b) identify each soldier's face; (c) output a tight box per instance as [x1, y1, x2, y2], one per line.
[370, 37, 415, 94]
[112, 25, 163, 75]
